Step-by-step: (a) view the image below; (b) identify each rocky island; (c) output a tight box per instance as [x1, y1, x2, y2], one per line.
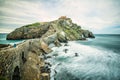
[0, 16, 95, 80]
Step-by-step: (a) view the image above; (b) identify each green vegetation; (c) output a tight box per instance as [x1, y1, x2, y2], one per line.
[23, 22, 40, 28]
[64, 28, 80, 39]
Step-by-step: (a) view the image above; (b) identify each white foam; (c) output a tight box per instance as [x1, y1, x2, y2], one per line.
[46, 41, 120, 80]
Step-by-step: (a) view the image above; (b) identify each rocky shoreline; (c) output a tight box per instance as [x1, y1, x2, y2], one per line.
[0, 44, 11, 48]
[0, 16, 95, 80]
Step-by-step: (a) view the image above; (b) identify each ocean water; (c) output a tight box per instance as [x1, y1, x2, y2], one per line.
[0, 33, 24, 45]
[46, 34, 120, 80]
[1, 33, 120, 80]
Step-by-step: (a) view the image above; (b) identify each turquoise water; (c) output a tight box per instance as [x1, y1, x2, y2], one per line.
[46, 34, 120, 80]
[0, 33, 24, 45]
[77, 34, 120, 54]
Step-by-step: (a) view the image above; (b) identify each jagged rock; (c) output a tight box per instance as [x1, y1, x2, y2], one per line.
[57, 31, 67, 43]
[45, 62, 52, 67]
[82, 30, 95, 38]
[54, 40, 62, 47]
[89, 31, 95, 38]
[40, 40, 52, 54]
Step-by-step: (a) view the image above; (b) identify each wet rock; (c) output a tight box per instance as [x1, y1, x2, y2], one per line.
[45, 62, 52, 67]
[64, 43, 69, 46]
[57, 63, 62, 66]
[82, 30, 95, 38]
[54, 69, 57, 74]
[40, 65, 51, 73]
[42, 54, 47, 60]
[54, 40, 62, 47]
[52, 54, 58, 57]
[46, 56, 52, 59]
[63, 49, 68, 53]
[75, 53, 79, 57]
[0, 44, 10, 48]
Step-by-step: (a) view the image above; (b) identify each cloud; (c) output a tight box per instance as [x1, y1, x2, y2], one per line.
[0, 0, 53, 33]
[0, 0, 120, 34]
[51, 0, 120, 31]
[0, 0, 51, 20]
[0, 28, 13, 33]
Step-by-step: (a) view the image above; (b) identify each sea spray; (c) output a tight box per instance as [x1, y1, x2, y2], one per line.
[46, 41, 120, 80]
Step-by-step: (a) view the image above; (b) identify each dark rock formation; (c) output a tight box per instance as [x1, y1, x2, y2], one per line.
[82, 30, 95, 38]
[75, 53, 79, 57]
[63, 49, 68, 53]
[0, 16, 95, 80]
[0, 44, 10, 48]
[12, 66, 20, 80]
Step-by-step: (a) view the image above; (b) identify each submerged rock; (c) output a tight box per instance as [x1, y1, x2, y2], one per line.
[63, 49, 68, 53]
[75, 53, 79, 57]
[52, 53, 58, 57]
[64, 43, 69, 46]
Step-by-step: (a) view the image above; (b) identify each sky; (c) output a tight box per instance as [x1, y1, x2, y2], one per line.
[0, 0, 120, 34]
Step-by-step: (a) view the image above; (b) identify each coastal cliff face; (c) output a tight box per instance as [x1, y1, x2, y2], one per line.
[7, 16, 95, 40]
[0, 17, 95, 80]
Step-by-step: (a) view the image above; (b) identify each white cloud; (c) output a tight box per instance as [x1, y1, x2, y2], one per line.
[0, 0, 120, 33]
[0, 28, 13, 33]
[49, 0, 120, 31]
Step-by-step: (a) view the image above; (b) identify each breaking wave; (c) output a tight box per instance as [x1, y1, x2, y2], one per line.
[46, 41, 120, 80]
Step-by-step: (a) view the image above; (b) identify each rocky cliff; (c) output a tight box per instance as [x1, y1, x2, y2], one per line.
[0, 16, 95, 80]
[7, 16, 95, 40]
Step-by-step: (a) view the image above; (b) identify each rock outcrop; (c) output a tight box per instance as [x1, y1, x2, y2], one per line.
[0, 44, 10, 48]
[0, 16, 95, 80]
[7, 16, 95, 40]
[0, 39, 51, 80]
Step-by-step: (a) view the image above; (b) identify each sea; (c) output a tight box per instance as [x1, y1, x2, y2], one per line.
[0, 33, 120, 80]
[0, 33, 24, 45]
[46, 34, 120, 80]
